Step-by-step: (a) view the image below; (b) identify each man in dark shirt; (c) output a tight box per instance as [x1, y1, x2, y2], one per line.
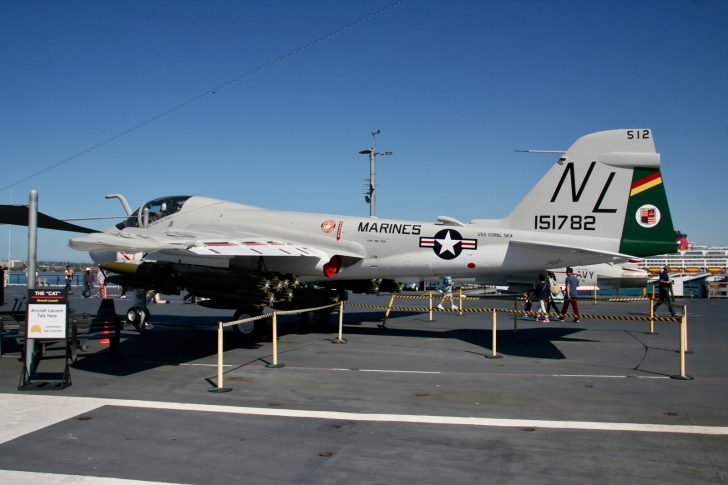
[558, 267, 580, 323]
[653, 265, 676, 317]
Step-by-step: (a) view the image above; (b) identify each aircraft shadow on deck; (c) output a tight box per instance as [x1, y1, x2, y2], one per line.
[340, 311, 595, 360]
[66, 310, 596, 376]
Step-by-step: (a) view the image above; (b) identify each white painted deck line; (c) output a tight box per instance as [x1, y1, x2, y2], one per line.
[0, 470, 187, 485]
[2, 393, 727, 444]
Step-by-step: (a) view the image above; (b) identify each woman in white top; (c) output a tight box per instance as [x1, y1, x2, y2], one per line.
[547, 271, 563, 316]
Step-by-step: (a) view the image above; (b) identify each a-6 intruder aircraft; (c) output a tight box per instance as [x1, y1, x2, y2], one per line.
[69, 129, 676, 337]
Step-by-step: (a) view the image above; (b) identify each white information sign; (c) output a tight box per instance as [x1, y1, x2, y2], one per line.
[27, 297, 68, 339]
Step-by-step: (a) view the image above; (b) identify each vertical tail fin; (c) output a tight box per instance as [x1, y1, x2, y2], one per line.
[618, 162, 676, 256]
[501, 129, 676, 257]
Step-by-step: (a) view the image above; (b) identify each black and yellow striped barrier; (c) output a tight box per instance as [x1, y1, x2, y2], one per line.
[349, 302, 476, 311]
[346, 302, 681, 322]
[598, 295, 648, 302]
[373, 291, 675, 334]
[465, 294, 650, 302]
[347, 299, 690, 379]
[388, 293, 442, 300]
[391, 293, 479, 300]
[387, 292, 651, 303]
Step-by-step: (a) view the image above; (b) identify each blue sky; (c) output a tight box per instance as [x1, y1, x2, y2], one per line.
[2, 0, 727, 262]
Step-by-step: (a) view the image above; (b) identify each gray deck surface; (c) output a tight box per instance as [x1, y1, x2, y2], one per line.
[1, 285, 726, 484]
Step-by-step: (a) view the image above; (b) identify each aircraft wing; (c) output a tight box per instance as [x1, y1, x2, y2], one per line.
[69, 230, 364, 259]
[69, 231, 184, 252]
[185, 240, 336, 258]
[504, 240, 634, 268]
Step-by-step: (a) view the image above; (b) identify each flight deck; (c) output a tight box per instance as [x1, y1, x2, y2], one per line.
[1, 286, 727, 484]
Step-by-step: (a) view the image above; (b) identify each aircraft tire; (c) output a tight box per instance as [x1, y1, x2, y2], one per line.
[127, 307, 150, 333]
[126, 307, 140, 326]
[232, 305, 263, 341]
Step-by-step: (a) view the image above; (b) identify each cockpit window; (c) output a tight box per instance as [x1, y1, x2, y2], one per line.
[116, 196, 191, 229]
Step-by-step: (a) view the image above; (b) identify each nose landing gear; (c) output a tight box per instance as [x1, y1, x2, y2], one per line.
[126, 306, 151, 332]
[125, 289, 152, 332]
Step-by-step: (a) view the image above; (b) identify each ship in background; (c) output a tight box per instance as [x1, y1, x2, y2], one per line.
[635, 231, 728, 298]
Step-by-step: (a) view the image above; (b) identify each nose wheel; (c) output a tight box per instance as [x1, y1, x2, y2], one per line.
[126, 306, 151, 332]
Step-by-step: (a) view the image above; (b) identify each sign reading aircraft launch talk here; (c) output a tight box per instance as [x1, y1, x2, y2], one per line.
[26, 290, 68, 339]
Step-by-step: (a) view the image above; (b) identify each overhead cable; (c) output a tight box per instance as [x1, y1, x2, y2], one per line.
[1, 0, 406, 192]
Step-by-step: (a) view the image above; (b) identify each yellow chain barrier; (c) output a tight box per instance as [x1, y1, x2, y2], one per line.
[211, 295, 687, 393]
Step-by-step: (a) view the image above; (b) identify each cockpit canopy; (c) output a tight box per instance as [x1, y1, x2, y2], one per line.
[116, 196, 192, 229]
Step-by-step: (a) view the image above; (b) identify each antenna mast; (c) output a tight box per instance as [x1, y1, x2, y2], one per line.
[359, 130, 392, 217]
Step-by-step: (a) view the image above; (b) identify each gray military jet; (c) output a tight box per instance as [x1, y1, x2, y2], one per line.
[69, 129, 677, 337]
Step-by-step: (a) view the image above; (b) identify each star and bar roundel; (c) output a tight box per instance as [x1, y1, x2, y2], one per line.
[419, 229, 477, 260]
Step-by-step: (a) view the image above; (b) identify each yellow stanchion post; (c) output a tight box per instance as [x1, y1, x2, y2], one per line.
[379, 293, 397, 329]
[458, 288, 463, 316]
[209, 321, 232, 392]
[680, 314, 687, 376]
[333, 300, 347, 344]
[593, 287, 597, 305]
[671, 308, 693, 380]
[428, 292, 433, 321]
[485, 308, 503, 359]
[266, 312, 284, 368]
[683, 305, 689, 353]
[513, 296, 518, 332]
[649, 295, 655, 335]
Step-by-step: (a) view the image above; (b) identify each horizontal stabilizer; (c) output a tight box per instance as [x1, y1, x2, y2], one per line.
[502, 239, 633, 270]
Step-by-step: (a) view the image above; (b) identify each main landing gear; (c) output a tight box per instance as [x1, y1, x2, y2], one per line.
[231, 305, 264, 341]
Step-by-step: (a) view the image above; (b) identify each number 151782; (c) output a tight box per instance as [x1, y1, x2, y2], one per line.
[534, 215, 596, 231]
